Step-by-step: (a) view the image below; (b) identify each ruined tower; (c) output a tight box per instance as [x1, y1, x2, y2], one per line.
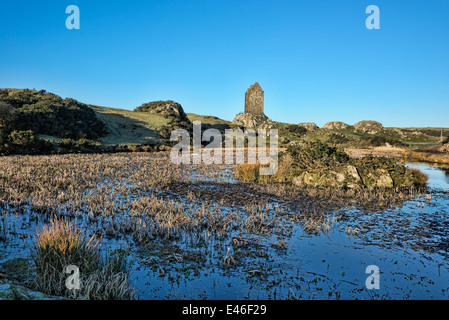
[244, 82, 264, 115]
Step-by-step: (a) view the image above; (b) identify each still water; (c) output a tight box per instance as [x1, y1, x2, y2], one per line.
[406, 162, 449, 190]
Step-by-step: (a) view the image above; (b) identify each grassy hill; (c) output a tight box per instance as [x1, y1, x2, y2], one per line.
[90, 107, 232, 146]
[91, 105, 169, 145]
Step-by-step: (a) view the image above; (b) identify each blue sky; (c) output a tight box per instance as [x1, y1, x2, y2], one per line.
[0, 0, 448, 127]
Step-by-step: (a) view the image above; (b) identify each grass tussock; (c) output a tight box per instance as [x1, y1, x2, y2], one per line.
[406, 168, 429, 186]
[234, 163, 260, 182]
[32, 217, 134, 300]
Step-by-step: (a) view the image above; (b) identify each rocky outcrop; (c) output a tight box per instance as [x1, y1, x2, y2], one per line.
[440, 143, 449, 153]
[232, 113, 269, 129]
[292, 165, 394, 188]
[354, 120, 383, 134]
[322, 121, 350, 130]
[135, 100, 191, 124]
[298, 122, 319, 131]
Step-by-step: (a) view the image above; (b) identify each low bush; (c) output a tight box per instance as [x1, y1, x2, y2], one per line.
[365, 135, 405, 147]
[327, 133, 350, 145]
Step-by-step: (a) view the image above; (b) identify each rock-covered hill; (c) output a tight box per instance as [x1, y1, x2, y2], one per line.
[134, 100, 192, 139]
[134, 100, 191, 124]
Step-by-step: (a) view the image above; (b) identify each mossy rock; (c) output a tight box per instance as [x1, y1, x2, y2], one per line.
[292, 165, 395, 188]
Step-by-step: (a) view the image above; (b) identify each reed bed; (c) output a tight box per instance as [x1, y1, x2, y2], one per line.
[0, 152, 422, 238]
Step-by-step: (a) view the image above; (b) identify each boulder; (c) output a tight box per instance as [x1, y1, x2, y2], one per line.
[0, 281, 62, 300]
[322, 121, 350, 130]
[279, 136, 290, 144]
[354, 120, 383, 134]
[440, 143, 449, 153]
[288, 140, 301, 147]
[298, 122, 319, 131]
[344, 165, 363, 188]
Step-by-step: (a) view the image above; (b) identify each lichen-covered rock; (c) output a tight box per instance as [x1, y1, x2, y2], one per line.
[362, 169, 394, 187]
[354, 120, 383, 134]
[344, 165, 363, 188]
[322, 121, 350, 130]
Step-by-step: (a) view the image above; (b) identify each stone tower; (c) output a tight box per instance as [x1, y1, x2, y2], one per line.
[244, 82, 264, 115]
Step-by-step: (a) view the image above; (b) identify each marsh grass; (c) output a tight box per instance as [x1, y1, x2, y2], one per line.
[404, 151, 449, 165]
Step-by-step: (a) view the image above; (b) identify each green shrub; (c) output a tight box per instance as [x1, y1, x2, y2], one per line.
[286, 140, 350, 171]
[6, 130, 52, 155]
[280, 125, 307, 138]
[0, 89, 107, 140]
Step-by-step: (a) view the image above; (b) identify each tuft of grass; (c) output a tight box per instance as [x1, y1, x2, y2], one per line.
[32, 217, 134, 300]
[234, 163, 260, 182]
[406, 168, 428, 187]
